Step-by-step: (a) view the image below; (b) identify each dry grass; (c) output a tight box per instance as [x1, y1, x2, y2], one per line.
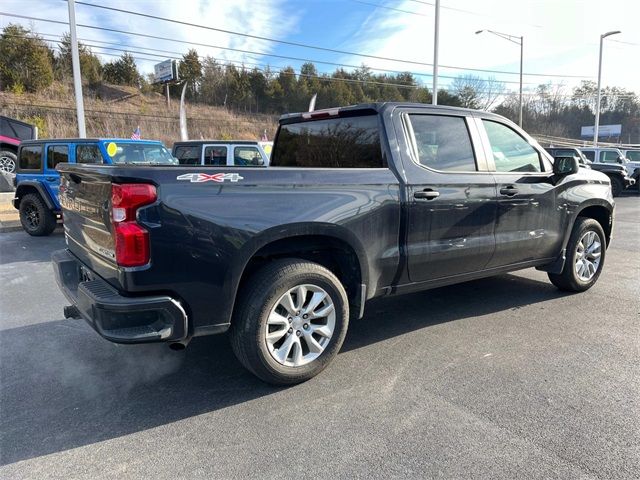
[0, 82, 279, 147]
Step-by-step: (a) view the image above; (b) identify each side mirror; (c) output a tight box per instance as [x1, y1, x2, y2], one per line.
[553, 156, 579, 176]
[616, 156, 625, 164]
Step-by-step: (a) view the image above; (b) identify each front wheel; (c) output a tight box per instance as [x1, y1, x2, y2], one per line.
[548, 218, 606, 292]
[230, 259, 349, 385]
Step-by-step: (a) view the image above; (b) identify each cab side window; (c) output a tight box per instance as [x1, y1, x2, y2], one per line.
[600, 151, 618, 163]
[76, 144, 102, 164]
[19, 145, 43, 170]
[204, 146, 227, 166]
[483, 120, 542, 173]
[408, 114, 476, 171]
[47, 145, 69, 169]
[582, 150, 595, 162]
[234, 146, 263, 166]
[174, 145, 200, 165]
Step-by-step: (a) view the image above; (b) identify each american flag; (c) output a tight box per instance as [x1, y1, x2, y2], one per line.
[131, 126, 141, 140]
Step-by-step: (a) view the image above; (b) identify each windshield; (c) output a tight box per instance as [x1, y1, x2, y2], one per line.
[105, 142, 178, 165]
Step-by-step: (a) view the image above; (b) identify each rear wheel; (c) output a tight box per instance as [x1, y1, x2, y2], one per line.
[19, 193, 57, 236]
[230, 259, 349, 385]
[608, 175, 623, 197]
[0, 150, 17, 174]
[548, 218, 606, 292]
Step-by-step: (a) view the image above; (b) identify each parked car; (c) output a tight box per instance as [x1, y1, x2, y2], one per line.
[621, 149, 640, 191]
[53, 103, 613, 385]
[0, 116, 36, 174]
[172, 140, 272, 167]
[545, 147, 634, 196]
[13, 138, 176, 236]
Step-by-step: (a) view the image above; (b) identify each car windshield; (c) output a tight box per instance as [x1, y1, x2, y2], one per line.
[105, 142, 178, 165]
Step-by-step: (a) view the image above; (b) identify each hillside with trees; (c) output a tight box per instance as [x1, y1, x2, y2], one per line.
[1, 24, 638, 144]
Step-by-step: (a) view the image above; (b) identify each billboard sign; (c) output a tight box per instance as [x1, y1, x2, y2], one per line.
[154, 59, 178, 84]
[580, 124, 622, 138]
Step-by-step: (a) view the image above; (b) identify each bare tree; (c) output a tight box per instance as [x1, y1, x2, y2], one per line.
[451, 75, 505, 110]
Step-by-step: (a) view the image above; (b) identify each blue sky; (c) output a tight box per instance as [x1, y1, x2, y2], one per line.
[2, 0, 639, 96]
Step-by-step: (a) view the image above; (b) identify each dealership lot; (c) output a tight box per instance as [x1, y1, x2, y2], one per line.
[0, 196, 638, 479]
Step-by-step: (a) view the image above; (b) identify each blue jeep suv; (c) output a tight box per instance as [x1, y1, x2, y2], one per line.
[13, 138, 176, 235]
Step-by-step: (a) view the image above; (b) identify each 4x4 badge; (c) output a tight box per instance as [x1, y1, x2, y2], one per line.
[177, 173, 244, 183]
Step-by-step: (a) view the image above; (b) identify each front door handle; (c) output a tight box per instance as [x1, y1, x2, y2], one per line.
[499, 185, 518, 197]
[414, 189, 440, 200]
[45, 176, 57, 182]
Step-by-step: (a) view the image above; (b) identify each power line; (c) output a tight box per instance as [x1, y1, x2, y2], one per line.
[28, 29, 558, 87]
[349, 0, 429, 17]
[64, 3, 591, 79]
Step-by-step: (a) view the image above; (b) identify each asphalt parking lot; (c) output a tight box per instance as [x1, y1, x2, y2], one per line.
[0, 196, 638, 479]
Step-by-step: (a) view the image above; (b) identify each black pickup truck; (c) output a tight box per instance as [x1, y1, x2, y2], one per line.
[53, 103, 614, 384]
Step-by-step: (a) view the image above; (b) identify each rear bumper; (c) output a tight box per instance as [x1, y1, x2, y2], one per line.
[52, 249, 188, 344]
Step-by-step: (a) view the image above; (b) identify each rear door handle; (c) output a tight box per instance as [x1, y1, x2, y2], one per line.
[499, 185, 518, 196]
[414, 189, 440, 200]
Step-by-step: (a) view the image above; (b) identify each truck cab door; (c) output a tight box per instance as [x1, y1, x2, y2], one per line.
[43, 144, 69, 210]
[400, 111, 497, 283]
[476, 118, 562, 267]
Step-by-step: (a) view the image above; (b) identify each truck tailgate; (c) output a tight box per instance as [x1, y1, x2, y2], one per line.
[59, 166, 117, 267]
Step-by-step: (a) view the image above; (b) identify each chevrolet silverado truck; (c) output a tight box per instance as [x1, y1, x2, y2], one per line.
[53, 103, 614, 385]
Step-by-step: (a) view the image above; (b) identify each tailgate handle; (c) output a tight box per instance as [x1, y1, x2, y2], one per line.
[414, 189, 440, 200]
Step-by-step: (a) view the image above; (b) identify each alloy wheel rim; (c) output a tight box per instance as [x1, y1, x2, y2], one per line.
[575, 230, 602, 281]
[24, 204, 40, 229]
[265, 284, 336, 367]
[0, 156, 15, 174]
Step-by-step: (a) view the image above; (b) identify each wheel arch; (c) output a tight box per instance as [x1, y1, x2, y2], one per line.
[230, 224, 370, 323]
[14, 182, 55, 210]
[574, 203, 613, 247]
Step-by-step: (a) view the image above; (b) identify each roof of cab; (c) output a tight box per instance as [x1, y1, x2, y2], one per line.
[19, 138, 164, 145]
[172, 140, 264, 146]
[278, 102, 508, 124]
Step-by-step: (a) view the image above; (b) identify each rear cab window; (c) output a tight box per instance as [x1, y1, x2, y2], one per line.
[47, 145, 69, 169]
[272, 114, 384, 168]
[405, 114, 477, 171]
[19, 144, 43, 171]
[174, 145, 201, 165]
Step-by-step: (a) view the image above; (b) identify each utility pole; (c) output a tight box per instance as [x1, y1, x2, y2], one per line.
[67, 0, 86, 138]
[165, 83, 171, 108]
[432, 0, 440, 105]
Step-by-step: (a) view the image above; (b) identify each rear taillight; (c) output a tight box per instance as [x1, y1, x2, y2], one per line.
[111, 184, 157, 267]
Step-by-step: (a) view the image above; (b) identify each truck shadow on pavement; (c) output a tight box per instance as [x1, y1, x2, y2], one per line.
[0, 273, 563, 466]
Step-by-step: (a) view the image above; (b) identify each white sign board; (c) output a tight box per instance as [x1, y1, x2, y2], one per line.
[154, 59, 176, 84]
[580, 124, 622, 138]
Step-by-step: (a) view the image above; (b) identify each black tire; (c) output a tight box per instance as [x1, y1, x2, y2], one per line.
[19, 193, 57, 236]
[608, 175, 623, 197]
[0, 150, 17, 174]
[548, 218, 606, 292]
[230, 258, 349, 385]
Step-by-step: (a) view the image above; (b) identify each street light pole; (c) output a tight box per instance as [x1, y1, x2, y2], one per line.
[432, 0, 440, 105]
[67, 0, 86, 138]
[476, 29, 523, 127]
[594, 30, 621, 146]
